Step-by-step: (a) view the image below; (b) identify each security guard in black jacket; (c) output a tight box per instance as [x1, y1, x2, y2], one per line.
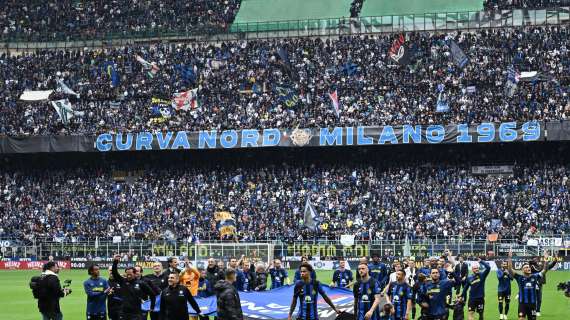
[111, 255, 156, 320]
[160, 272, 202, 320]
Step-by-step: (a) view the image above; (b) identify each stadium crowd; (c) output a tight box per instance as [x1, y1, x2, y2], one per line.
[484, 0, 570, 10]
[0, 0, 242, 41]
[1, 26, 569, 136]
[1, 162, 568, 242]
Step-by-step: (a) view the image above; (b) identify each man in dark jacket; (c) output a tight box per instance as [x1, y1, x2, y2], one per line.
[206, 258, 224, 294]
[454, 255, 469, 294]
[112, 255, 156, 320]
[160, 257, 180, 290]
[142, 262, 166, 320]
[253, 264, 268, 291]
[215, 268, 244, 320]
[38, 261, 70, 320]
[107, 266, 122, 320]
[159, 272, 201, 320]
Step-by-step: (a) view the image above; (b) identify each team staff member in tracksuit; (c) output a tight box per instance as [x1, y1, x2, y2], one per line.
[460, 259, 490, 320]
[507, 250, 555, 320]
[353, 263, 382, 320]
[143, 262, 166, 320]
[288, 263, 341, 320]
[84, 264, 110, 320]
[496, 261, 513, 320]
[161, 257, 180, 289]
[386, 270, 413, 320]
[107, 266, 122, 320]
[112, 255, 156, 320]
[159, 273, 201, 320]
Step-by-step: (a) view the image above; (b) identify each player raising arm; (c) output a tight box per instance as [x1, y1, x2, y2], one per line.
[507, 250, 555, 320]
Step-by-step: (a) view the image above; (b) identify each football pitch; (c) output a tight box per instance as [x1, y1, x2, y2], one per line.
[1, 270, 568, 319]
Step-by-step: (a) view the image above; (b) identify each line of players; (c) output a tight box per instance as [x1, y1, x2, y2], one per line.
[82, 250, 557, 320]
[288, 250, 557, 320]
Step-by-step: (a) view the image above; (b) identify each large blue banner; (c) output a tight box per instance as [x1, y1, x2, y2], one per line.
[95, 121, 544, 152]
[142, 284, 356, 319]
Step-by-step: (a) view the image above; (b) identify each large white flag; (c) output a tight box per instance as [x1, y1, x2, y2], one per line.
[303, 196, 318, 230]
[51, 99, 75, 125]
[56, 79, 80, 98]
[19, 90, 53, 101]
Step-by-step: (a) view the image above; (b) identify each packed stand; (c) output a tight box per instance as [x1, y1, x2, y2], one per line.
[484, 0, 570, 10]
[1, 162, 568, 242]
[1, 26, 570, 136]
[0, 0, 242, 41]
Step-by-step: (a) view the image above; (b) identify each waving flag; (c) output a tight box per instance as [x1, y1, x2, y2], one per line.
[506, 65, 520, 97]
[328, 90, 340, 117]
[449, 40, 469, 69]
[436, 84, 450, 113]
[56, 79, 80, 98]
[101, 61, 120, 87]
[51, 99, 81, 125]
[214, 211, 236, 238]
[136, 55, 160, 78]
[172, 89, 199, 111]
[303, 197, 319, 230]
[277, 48, 299, 82]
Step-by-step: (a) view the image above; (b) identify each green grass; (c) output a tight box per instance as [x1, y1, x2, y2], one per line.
[1, 269, 568, 319]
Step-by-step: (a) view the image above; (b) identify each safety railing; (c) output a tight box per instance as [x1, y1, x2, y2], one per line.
[1, 236, 566, 259]
[1, 7, 569, 51]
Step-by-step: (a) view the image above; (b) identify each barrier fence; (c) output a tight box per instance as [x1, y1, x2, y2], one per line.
[1, 237, 568, 260]
[1, 7, 569, 51]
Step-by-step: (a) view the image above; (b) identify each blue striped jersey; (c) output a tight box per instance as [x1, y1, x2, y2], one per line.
[353, 278, 381, 320]
[496, 269, 513, 293]
[514, 273, 542, 304]
[333, 269, 353, 287]
[387, 281, 413, 319]
[293, 280, 326, 320]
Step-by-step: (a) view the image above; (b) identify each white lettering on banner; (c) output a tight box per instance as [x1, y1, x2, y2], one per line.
[0, 240, 11, 247]
[527, 238, 562, 247]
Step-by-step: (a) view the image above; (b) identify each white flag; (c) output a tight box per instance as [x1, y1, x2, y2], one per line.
[303, 197, 318, 230]
[56, 79, 80, 98]
[51, 99, 74, 125]
[19, 90, 53, 101]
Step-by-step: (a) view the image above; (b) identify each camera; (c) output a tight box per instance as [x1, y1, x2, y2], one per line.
[557, 281, 570, 298]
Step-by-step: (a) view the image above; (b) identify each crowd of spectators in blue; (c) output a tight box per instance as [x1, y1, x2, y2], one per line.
[1, 26, 569, 136]
[1, 162, 568, 242]
[0, 0, 242, 41]
[484, 0, 570, 10]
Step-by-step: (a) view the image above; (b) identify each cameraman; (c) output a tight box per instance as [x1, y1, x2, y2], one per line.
[38, 261, 71, 320]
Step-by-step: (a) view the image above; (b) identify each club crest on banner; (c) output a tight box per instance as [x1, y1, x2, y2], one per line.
[290, 128, 312, 147]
